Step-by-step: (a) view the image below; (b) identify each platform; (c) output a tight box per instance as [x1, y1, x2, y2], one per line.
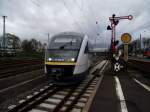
[89, 67, 119, 112]
[89, 64, 150, 112]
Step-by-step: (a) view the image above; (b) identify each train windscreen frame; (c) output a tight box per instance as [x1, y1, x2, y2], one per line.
[47, 34, 83, 61]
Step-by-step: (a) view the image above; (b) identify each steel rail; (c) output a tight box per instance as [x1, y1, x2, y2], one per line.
[8, 85, 58, 112]
[64, 61, 108, 112]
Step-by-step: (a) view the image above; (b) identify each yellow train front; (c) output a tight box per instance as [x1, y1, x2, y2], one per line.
[44, 32, 90, 84]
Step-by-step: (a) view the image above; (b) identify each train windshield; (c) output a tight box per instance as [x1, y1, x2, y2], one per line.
[49, 35, 83, 50]
[47, 35, 83, 61]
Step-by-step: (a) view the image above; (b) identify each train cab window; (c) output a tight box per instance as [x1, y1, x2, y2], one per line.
[49, 35, 83, 50]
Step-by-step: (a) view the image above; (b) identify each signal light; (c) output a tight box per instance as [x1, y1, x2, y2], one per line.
[107, 25, 112, 30]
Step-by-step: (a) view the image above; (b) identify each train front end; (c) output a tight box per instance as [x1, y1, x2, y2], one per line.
[44, 32, 87, 84]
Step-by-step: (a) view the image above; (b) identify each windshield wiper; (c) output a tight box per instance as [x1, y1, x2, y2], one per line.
[59, 41, 73, 49]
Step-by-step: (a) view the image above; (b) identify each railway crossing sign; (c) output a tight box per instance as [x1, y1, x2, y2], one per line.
[114, 62, 120, 72]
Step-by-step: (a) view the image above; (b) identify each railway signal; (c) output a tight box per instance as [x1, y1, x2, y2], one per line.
[107, 14, 133, 73]
[108, 14, 133, 54]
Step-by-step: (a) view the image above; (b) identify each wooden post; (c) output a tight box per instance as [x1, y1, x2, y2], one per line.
[124, 44, 128, 61]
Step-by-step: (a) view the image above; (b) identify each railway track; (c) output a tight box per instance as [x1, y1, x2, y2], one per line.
[0, 59, 43, 79]
[128, 58, 150, 77]
[7, 60, 108, 112]
[0, 64, 43, 79]
[0, 59, 42, 66]
[0, 61, 43, 70]
[0, 73, 47, 104]
[0, 69, 44, 90]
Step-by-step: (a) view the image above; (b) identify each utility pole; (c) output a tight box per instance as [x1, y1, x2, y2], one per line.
[140, 33, 142, 50]
[47, 33, 50, 48]
[2, 16, 7, 53]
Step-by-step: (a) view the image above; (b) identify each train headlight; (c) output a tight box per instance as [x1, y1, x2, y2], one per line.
[71, 58, 75, 62]
[48, 58, 52, 61]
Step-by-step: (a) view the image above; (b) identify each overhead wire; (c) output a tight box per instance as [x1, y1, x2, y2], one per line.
[29, 0, 86, 33]
[30, 0, 41, 7]
[72, 0, 91, 33]
[61, 0, 85, 33]
[73, 0, 99, 38]
[84, 0, 103, 43]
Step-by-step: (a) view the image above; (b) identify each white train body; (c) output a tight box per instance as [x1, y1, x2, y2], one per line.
[44, 32, 90, 84]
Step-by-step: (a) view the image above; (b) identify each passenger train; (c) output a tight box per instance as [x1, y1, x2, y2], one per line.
[44, 32, 90, 84]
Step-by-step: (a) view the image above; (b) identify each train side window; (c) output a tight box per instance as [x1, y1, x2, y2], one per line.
[84, 42, 88, 53]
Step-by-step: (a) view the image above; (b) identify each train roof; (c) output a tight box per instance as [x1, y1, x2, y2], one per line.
[52, 32, 85, 39]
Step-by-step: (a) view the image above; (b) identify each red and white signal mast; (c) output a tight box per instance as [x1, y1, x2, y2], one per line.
[107, 14, 133, 54]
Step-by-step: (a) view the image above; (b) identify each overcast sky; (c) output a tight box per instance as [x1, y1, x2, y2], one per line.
[0, 0, 150, 47]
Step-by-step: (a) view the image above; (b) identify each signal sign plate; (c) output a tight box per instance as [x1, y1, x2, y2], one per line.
[121, 33, 132, 43]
